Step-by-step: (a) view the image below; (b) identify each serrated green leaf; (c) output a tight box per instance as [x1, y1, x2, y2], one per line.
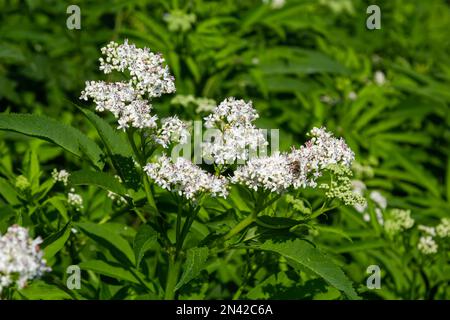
[256, 239, 359, 300]
[133, 224, 158, 267]
[175, 247, 209, 291]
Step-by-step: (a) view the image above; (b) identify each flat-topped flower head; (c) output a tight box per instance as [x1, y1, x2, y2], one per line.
[80, 81, 158, 130]
[384, 209, 414, 236]
[203, 98, 268, 164]
[287, 127, 354, 188]
[0, 225, 50, 294]
[99, 39, 175, 97]
[417, 236, 438, 255]
[232, 152, 292, 193]
[80, 40, 175, 131]
[154, 116, 190, 148]
[204, 97, 259, 129]
[231, 127, 359, 198]
[144, 155, 228, 201]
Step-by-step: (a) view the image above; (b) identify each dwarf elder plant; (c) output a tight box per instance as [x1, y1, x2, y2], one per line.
[0, 40, 366, 300]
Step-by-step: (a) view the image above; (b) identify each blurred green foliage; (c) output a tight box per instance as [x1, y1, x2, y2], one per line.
[0, 0, 449, 299]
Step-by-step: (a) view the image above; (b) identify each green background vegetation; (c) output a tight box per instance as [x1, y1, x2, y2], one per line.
[0, 0, 449, 299]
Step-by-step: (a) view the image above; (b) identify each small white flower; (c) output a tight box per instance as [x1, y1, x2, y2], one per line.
[417, 236, 438, 255]
[418, 225, 436, 237]
[370, 191, 387, 209]
[68, 188, 83, 211]
[348, 91, 357, 101]
[232, 152, 292, 193]
[384, 209, 414, 236]
[154, 116, 190, 148]
[374, 70, 386, 86]
[98, 40, 175, 97]
[144, 155, 228, 201]
[0, 225, 50, 294]
[52, 169, 70, 186]
[436, 218, 450, 238]
[203, 98, 268, 165]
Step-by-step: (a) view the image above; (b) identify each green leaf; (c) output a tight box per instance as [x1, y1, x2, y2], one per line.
[0, 177, 19, 205]
[42, 222, 71, 260]
[175, 247, 209, 291]
[75, 222, 135, 265]
[16, 281, 73, 300]
[0, 113, 104, 169]
[44, 196, 69, 222]
[69, 170, 127, 196]
[133, 224, 158, 267]
[79, 260, 140, 284]
[79, 107, 140, 190]
[255, 239, 359, 300]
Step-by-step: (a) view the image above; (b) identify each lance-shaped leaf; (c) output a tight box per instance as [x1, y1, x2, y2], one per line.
[69, 170, 128, 197]
[0, 113, 104, 169]
[255, 239, 359, 300]
[75, 222, 135, 266]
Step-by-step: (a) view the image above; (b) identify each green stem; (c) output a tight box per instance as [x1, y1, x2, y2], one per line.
[164, 256, 181, 300]
[224, 211, 258, 240]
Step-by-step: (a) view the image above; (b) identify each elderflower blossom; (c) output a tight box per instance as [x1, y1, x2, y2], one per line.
[436, 218, 450, 238]
[153, 116, 190, 148]
[231, 127, 359, 198]
[417, 236, 438, 255]
[144, 155, 228, 200]
[384, 209, 414, 236]
[52, 169, 70, 186]
[418, 225, 436, 237]
[98, 40, 175, 97]
[80, 81, 158, 130]
[0, 225, 50, 295]
[68, 188, 83, 210]
[287, 127, 354, 189]
[81, 40, 175, 131]
[203, 98, 268, 164]
[232, 152, 292, 193]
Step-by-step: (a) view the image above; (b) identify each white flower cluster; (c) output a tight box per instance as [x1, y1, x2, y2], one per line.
[417, 236, 438, 255]
[153, 116, 190, 148]
[144, 155, 228, 200]
[231, 152, 292, 193]
[288, 127, 354, 189]
[232, 127, 356, 194]
[415, 218, 449, 255]
[436, 218, 450, 238]
[384, 209, 414, 236]
[52, 169, 70, 186]
[80, 81, 158, 130]
[203, 98, 268, 164]
[0, 225, 50, 295]
[81, 40, 177, 133]
[99, 40, 175, 97]
[68, 188, 83, 211]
